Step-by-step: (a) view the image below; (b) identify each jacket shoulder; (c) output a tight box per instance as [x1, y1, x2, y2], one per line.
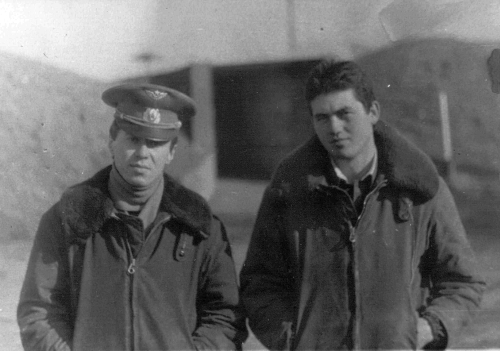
[161, 174, 213, 238]
[58, 167, 114, 241]
[374, 121, 440, 204]
[272, 136, 326, 183]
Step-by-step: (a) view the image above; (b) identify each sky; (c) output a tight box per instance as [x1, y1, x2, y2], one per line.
[0, 0, 498, 82]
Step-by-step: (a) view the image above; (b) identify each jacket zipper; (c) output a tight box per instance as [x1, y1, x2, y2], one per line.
[128, 258, 136, 274]
[346, 180, 387, 349]
[354, 180, 387, 232]
[124, 213, 172, 275]
[123, 238, 136, 351]
[348, 222, 360, 350]
[123, 213, 172, 350]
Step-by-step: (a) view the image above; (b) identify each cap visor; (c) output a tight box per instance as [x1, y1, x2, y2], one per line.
[116, 118, 178, 141]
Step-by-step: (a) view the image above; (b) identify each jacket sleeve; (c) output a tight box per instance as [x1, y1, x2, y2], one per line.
[192, 216, 248, 351]
[421, 178, 486, 348]
[239, 185, 296, 351]
[17, 204, 73, 351]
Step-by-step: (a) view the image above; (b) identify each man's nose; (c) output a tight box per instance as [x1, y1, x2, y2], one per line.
[136, 142, 149, 157]
[328, 115, 343, 134]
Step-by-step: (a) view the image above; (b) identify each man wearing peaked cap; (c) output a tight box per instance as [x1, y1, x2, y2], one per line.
[102, 83, 196, 141]
[18, 83, 248, 351]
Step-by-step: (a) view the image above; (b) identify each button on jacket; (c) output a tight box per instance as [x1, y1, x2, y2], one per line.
[18, 166, 247, 351]
[240, 121, 485, 350]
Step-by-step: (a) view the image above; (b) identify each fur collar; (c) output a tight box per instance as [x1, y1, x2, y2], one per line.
[59, 166, 212, 240]
[373, 120, 439, 202]
[274, 120, 439, 204]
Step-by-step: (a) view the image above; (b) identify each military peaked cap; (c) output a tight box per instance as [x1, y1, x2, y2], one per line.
[102, 83, 196, 141]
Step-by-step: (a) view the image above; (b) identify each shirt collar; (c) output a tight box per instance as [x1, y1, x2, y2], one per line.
[331, 150, 378, 185]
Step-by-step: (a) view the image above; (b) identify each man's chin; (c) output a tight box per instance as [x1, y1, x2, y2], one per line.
[328, 150, 352, 161]
[126, 176, 153, 188]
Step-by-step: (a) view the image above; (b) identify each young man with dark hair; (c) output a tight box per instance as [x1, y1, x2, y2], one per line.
[18, 83, 247, 351]
[240, 59, 484, 350]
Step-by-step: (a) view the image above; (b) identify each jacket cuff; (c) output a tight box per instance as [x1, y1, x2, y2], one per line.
[421, 312, 448, 350]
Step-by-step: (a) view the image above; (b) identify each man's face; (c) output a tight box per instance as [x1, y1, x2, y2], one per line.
[109, 130, 175, 187]
[311, 88, 379, 165]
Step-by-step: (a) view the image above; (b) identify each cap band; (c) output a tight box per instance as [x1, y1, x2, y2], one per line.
[115, 117, 180, 141]
[114, 110, 182, 130]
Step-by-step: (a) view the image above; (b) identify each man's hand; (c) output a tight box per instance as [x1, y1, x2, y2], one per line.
[417, 317, 434, 349]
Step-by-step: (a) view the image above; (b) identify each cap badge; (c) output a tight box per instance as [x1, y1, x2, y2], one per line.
[145, 89, 169, 100]
[143, 108, 161, 124]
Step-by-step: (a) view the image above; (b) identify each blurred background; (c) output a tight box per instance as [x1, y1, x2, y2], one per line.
[0, 0, 499, 349]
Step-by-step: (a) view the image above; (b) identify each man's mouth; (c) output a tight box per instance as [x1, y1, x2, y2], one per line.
[331, 138, 348, 145]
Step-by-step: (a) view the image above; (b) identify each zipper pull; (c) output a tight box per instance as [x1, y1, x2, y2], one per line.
[127, 258, 136, 274]
[349, 222, 356, 243]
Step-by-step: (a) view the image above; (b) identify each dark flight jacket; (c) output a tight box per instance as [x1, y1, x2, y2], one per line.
[18, 166, 247, 351]
[240, 121, 485, 350]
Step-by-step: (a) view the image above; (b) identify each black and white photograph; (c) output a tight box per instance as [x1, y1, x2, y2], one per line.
[0, 1, 499, 350]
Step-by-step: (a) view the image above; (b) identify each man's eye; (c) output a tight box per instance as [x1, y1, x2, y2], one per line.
[146, 140, 167, 148]
[315, 114, 329, 121]
[337, 110, 351, 120]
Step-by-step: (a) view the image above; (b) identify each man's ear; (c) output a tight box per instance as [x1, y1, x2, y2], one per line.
[165, 142, 177, 164]
[369, 101, 380, 125]
[108, 137, 114, 160]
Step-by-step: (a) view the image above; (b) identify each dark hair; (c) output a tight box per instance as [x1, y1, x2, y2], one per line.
[305, 59, 376, 113]
[109, 120, 178, 150]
